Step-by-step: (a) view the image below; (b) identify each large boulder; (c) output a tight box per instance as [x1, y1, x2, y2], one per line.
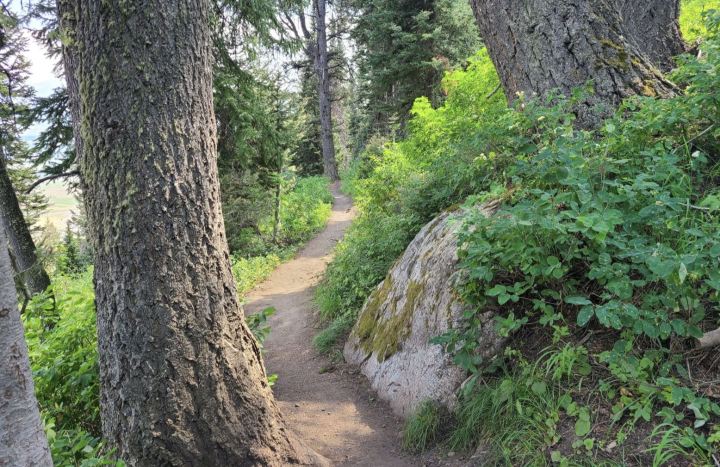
[344, 203, 505, 418]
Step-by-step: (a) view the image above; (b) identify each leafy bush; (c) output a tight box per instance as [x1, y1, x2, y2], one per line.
[44, 420, 122, 467]
[263, 175, 333, 246]
[429, 12, 720, 464]
[23, 272, 121, 466]
[232, 253, 283, 298]
[314, 212, 418, 350]
[681, 0, 717, 41]
[226, 174, 333, 257]
[230, 175, 332, 301]
[24, 272, 100, 435]
[315, 49, 505, 347]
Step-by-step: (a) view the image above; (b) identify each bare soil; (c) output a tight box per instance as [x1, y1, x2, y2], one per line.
[244, 186, 456, 466]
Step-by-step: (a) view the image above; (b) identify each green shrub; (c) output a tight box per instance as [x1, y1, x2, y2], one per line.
[44, 419, 123, 467]
[23, 272, 122, 466]
[24, 272, 100, 435]
[315, 49, 506, 348]
[225, 174, 333, 257]
[263, 175, 333, 246]
[232, 254, 283, 298]
[230, 175, 333, 300]
[312, 313, 356, 353]
[315, 211, 420, 345]
[432, 13, 720, 464]
[446, 348, 602, 466]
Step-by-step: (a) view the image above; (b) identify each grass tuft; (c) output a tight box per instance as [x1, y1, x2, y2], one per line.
[402, 401, 446, 453]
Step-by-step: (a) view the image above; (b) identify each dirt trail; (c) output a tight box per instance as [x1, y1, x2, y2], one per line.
[244, 185, 417, 466]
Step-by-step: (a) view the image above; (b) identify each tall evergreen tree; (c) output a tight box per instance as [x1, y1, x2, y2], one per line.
[281, 0, 341, 181]
[350, 0, 480, 143]
[313, 0, 340, 180]
[293, 56, 325, 176]
[0, 5, 51, 298]
[213, 0, 306, 253]
[62, 0, 326, 463]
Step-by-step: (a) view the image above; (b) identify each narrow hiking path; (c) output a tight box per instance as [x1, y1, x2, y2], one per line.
[243, 185, 418, 466]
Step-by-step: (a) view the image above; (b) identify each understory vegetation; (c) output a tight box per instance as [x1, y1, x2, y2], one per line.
[23, 177, 332, 465]
[319, 9, 720, 466]
[315, 49, 505, 350]
[230, 175, 333, 296]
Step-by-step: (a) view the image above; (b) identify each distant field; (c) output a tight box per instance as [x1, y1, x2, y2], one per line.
[39, 180, 78, 230]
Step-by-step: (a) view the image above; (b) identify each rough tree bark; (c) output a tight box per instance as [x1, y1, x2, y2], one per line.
[0, 156, 51, 297]
[64, 0, 327, 464]
[57, 0, 84, 168]
[0, 227, 52, 466]
[620, 0, 686, 72]
[314, 0, 339, 181]
[469, 0, 684, 127]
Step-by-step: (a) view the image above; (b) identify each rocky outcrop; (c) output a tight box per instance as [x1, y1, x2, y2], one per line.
[344, 203, 505, 418]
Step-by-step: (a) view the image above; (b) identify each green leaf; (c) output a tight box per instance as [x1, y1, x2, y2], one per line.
[646, 256, 675, 279]
[577, 306, 595, 327]
[575, 408, 591, 437]
[678, 262, 688, 284]
[565, 296, 592, 306]
[486, 285, 507, 297]
[531, 381, 547, 395]
[643, 321, 660, 339]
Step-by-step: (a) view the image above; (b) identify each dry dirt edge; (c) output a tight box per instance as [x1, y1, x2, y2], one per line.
[244, 185, 462, 466]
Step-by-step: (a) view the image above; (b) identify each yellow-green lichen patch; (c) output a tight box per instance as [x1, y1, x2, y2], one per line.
[356, 276, 394, 341]
[359, 279, 425, 362]
[641, 79, 658, 97]
[598, 38, 631, 71]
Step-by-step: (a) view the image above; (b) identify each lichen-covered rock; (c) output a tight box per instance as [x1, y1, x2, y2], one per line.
[344, 203, 505, 418]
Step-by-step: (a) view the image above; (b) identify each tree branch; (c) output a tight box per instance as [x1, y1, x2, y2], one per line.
[25, 170, 79, 194]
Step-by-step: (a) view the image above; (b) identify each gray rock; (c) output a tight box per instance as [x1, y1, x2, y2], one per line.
[344, 203, 505, 418]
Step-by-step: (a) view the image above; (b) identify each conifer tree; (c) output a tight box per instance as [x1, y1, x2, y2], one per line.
[61, 0, 327, 462]
[350, 0, 480, 143]
[0, 5, 51, 298]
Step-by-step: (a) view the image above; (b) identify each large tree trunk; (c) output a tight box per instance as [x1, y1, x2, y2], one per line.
[620, 0, 686, 72]
[65, 0, 326, 464]
[470, 0, 683, 127]
[0, 157, 51, 297]
[314, 0, 340, 181]
[0, 227, 52, 466]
